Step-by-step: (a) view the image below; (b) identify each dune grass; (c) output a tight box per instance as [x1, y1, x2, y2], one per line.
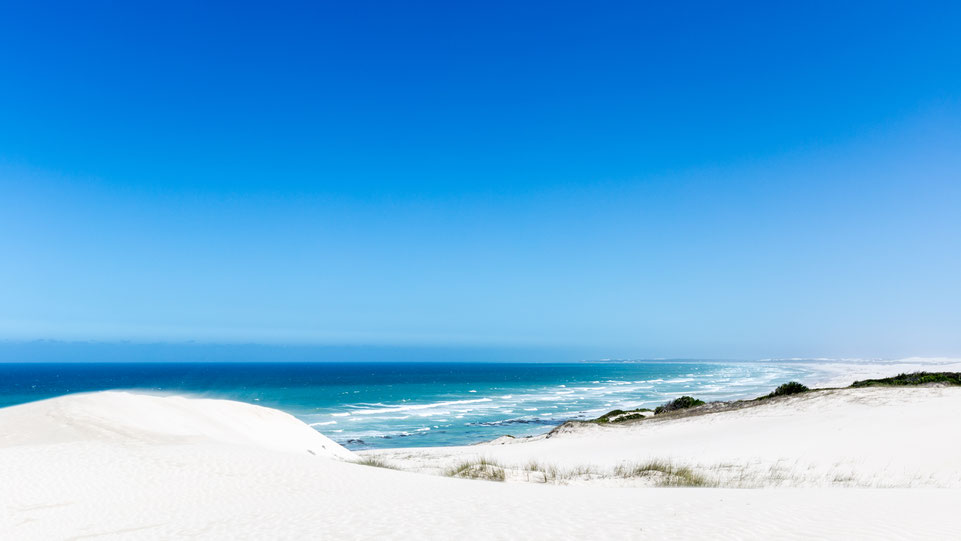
[354, 456, 396, 469]
[524, 460, 559, 482]
[522, 461, 601, 483]
[613, 460, 710, 487]
[444, 458, 507, 481]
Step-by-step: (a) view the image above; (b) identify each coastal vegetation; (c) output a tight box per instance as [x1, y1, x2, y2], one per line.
[588, 396, 710, 424]
[850, 372, 961, 387]
[594, 408, 653, 424]
[613, 460, 709, 487]
[523, 461, 600, 483]
[654, 396, 705, 415]
[354, 456, 397, 469]
[759, 381, 810, 400]
[444, 458, 507, 481]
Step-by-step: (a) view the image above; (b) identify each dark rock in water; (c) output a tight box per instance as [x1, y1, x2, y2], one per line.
[345, 438, 366, 445]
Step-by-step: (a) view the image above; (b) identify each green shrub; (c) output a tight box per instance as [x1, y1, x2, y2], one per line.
[594, 409, 626, 422]
[594, 408, 653, 423]
[613, 413, 647, 423]
[760, 381, 810, 399]
[850, 372, 961, 387]
[654, 396, 705, 415]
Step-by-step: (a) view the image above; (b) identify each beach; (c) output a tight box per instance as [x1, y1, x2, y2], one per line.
[5, 2, 959, 538]
[367, 385, 961, 488]
[4, 358, 957, 452]
[2, 380, 960, 539]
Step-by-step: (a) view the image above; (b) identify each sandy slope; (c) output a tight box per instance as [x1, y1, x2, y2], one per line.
[1, 390, 959, 540]
[369, 386, 961, 488]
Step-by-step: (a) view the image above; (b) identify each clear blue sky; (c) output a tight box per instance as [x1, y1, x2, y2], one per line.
[1, 1, 959, 360]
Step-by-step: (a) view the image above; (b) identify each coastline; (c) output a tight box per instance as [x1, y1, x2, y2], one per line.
[2, 379, 960, 539]
[4, 357, 960, 451]
[364, 385, 961, 488]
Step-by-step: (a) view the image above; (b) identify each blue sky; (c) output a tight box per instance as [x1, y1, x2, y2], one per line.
[1, 1, 960, 360]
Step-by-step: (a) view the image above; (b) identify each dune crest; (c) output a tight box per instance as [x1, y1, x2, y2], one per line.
[0, 391, 354, 460]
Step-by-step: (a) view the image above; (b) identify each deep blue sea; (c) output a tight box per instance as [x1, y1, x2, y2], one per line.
[0, 361, 822, 449]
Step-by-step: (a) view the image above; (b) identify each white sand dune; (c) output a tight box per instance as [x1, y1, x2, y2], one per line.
[0, 391, 354, 460]
[370, 386, 961, 488]
[1, 389, 959, 540]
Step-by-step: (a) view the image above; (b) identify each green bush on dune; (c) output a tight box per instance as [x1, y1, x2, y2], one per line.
[594, 408, 653, 423]
[609, 413, 647, 423]
[653, 396, 705, 415]
[758, 381, 810, 400]
[850, 372, 961, 387]
[755, 372, 961, 399]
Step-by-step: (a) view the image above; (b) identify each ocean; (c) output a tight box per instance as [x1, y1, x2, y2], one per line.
[0, 361, 823, 449]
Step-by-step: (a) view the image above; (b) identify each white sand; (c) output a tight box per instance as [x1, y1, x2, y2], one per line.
[2, 389, 959, 540]
[370, 386, 961, 488]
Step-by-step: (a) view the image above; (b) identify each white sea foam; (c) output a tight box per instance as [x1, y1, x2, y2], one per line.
[345, 398, 493, 415]
[322, 359, 954, 449]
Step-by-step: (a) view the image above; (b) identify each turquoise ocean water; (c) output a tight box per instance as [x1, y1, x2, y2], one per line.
[0, 361, 824, 449]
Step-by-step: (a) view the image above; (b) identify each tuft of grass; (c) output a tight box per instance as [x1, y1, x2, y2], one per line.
[523, 461, 600, 483]
[850, 372, 961, 387]
[758, 381, 810, 400]
[654, 396, 705, 415]
[524, 460, 559, 482]
[568, 465, 599, 478]
[444, 458, 507, 482]
[354, 456, 396, 469]
[613, 460, 709, 487]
